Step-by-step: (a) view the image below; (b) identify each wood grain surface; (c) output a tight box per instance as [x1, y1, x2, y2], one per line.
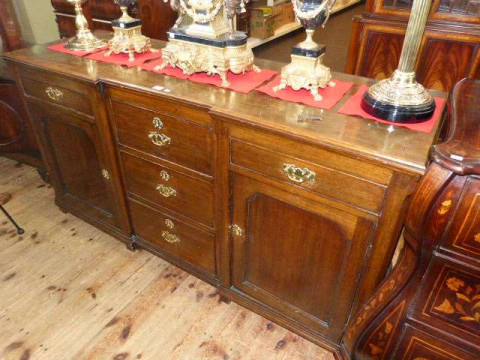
[0, 156, 334, 360]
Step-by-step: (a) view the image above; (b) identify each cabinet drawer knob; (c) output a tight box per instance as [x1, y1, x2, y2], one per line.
[148, 131, 171, 147]
[156, 184, 177, 198]
[45, 87, 64, 102]
[282, 164, 316, 184]
[162, 230, 180, 244]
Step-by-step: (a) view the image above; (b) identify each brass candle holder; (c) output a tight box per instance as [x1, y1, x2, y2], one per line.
[361, 0, 436, 123]
[273, 0, 336, 102]
[105, 0, 153, 61]
[65, 0, 106, 52]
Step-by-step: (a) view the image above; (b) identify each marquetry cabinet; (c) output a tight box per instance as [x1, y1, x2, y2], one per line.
[345, 0, 480, 92]
[344, 79, 480, 360]
[4, 41, 446, 358]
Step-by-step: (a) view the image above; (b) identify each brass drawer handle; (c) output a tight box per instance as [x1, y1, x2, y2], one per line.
[156, 184, 177, 198]
[45, 87, 64, 102]
[282, 163, 316, 184]
[162, 230, 180, 244]
[148, 131, 171, 147]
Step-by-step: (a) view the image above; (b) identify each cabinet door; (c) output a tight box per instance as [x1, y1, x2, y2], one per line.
[29, 101, 121, 229]
[230, 174, 374, 341]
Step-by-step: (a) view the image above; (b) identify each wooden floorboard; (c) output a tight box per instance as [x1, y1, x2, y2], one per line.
[0, 157, 334, 360]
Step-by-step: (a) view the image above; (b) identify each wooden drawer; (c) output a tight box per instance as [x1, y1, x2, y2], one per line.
[231, 139, 387, 214]
[129, 199, 215, 275]
[19, 68, 93, 117]
[395, 326, 477, 360]
[111, 100, 213, 175]
[121, 151, 214, 228]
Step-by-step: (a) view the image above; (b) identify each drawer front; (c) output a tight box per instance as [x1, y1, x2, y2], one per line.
[129, 200, 215, 275]
[231, 140, 387, 214]
[19, 69, 93, 117]
[121, 151, 214, 228]
[395, 326, 477, 360]
[112, 100, 213, 175]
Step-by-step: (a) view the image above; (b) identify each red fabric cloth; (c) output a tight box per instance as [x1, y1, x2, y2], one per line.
[141, 59, 277, 93]
[85, 49, 163, 68]
[256, 75, 354, 110]
[47, 42, 107, 57]
[338, 85, 446, 134]
[140, 58, 190, 79]
[188, 68, 277, 93]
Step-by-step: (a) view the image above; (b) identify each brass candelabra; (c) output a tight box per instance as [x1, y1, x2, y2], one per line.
[65, 0, 106, 52]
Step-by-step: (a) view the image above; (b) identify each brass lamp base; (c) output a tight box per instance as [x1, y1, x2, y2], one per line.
[361, 70, 436, 123]
[106, 25, 153, 62]
[273, 51, 335, 102]
[157, 36, 258, 87]
[65, 30, 106, 52]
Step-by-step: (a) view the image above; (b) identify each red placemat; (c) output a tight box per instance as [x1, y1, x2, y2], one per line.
[47, 42, 107, 57]
[141, 58, 277, 93]
[256, 75, 354, 110]
[140, 58, 190, 79]
[188, 68, 277, 93]
[338, 85, 445, 133]
[85, 49, 163, 68]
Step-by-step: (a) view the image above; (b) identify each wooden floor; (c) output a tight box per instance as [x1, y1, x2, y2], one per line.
[0, 157, 334, 360]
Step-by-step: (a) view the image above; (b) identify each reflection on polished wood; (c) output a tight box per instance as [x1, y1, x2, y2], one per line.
[3, 37, 447, 358]
[0, 157, 333, 360]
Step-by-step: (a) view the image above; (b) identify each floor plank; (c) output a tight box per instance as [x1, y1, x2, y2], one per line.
[0, 157, 334, 360]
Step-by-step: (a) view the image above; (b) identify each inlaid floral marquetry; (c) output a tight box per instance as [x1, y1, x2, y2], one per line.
[362, 301, 406, 359]
[438, 200, 452, 215]
[426, 266, 480, 336]
[446, 190, 480, 257]
[474, 233, 480, 244]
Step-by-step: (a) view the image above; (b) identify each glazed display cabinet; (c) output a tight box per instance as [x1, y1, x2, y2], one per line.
[345, 0, 480, 92]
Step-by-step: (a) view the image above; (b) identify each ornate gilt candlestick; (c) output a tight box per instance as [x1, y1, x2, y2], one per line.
[105, 0, 153, 61]
[273, 0, 336, 102]
[65, 0, 106, 51]
[160, 0, 258, 87]
[361, 0, 435, 123]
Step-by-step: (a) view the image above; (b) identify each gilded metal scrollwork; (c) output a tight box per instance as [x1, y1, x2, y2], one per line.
[156, 184, 177, 198]
[45, 87, 64, 102]
[148, 132, 171, 147]
[283, 164, 316, 184]
[162, 230, 181, 244]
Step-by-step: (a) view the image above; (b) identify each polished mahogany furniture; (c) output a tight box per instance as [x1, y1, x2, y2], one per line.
[3, 40, 445, 358]
[51, 0, 176, 41]
[0, 1, 43, 169]
[344, 78, 480, 359]
[345, 0, 480, 93]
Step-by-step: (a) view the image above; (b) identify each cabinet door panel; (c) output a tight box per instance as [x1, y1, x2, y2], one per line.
[231, 174, 374, 340]
[29, 101, 118, 227]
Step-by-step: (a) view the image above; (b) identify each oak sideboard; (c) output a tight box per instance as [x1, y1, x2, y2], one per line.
[3, 40, 445, 358]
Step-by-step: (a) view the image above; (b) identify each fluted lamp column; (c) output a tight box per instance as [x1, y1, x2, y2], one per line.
[65, 0, 106, 52]
[361, 0, 436, 123]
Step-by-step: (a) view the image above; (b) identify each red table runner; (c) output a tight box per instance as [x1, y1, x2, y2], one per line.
[256, 75, 354, 110]
[338, 85, 445, 133]
[85, 49, 163, 68]
[141, 58, 277, 93]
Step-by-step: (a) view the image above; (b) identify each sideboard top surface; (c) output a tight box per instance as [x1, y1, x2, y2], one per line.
[3, 38, 446, 175]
